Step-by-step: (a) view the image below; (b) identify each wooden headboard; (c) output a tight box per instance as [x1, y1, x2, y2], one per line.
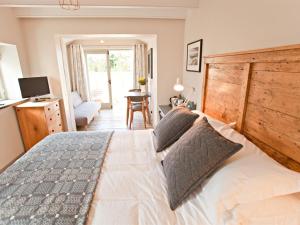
[202, 44, 300, 172]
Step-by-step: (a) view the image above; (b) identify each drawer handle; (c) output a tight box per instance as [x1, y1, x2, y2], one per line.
[50, 118, 52, 121]
[56, 104, 58, 107]
[52, 129, 54, 132]
[57, 113, 60, 116]
[48, 108, 51, 111]
[59, 124, 61, 127]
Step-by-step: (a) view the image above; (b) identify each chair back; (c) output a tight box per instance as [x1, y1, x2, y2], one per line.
[129, 96, 144, 103]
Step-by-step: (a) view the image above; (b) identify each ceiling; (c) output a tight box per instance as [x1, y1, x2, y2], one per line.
[0, 0, 199, 8]
[0, 0, 200, 19]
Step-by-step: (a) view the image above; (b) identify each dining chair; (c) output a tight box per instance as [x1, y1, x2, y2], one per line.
[126, 88, 142, 127]
[128, 96, 147, 129]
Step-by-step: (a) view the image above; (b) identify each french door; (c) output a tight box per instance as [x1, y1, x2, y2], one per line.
[86, 50, 112, 109]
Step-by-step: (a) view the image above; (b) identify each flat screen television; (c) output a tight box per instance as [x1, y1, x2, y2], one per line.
[18, 77, 50, 98]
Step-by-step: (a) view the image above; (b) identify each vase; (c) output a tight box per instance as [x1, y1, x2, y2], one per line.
[140, 85, 146, 93]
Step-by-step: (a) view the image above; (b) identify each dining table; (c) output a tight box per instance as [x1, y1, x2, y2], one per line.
[124, 91, 151, 126]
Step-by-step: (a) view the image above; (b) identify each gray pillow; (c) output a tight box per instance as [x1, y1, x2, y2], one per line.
[162, 117, 243, 210]
[153, 107, 199, 152]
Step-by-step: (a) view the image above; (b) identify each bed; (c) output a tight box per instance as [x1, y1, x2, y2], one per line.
[1, 44, 300, 225]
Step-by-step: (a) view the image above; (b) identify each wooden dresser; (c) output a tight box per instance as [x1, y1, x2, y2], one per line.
[15, 99, 63, 151]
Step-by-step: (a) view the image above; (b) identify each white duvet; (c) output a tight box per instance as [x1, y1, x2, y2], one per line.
[86, 128, 300, 225]
[86, 130, 211, 225]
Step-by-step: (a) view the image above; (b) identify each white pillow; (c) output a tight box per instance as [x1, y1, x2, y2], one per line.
[71, 91, 83, 108]
[198, 127, 300, 225]
[169, 112, 300, 224]
[192, 110, 236, 131]
[225, 193, 300, 225]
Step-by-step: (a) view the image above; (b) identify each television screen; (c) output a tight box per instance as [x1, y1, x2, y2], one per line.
[18, 77, 50, 98]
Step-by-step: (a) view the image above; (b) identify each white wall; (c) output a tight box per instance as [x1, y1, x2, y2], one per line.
[0, 44, 23, 99]
[0, 8, 29, 75]
[0, 8, 26, 170]
[144, 37, 158, 125]
[183, 0, 300, 108]
[0, 107, 25, 171]
[20, 18, 185, 125]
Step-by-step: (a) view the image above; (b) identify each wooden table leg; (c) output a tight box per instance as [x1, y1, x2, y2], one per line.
[126, 98, 129, 126]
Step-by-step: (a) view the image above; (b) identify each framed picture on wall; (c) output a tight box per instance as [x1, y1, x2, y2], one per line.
[186, 39, 203, 72]
[148, 48, 153, 79]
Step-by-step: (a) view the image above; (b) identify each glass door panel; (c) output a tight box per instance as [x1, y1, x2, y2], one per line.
[86, 51, 112, 108]
[109, 49, 134, 111]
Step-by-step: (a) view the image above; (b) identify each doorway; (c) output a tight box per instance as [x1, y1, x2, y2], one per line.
[56, 34, 158, 131]
[86, 50, 112, 109]
[85, 48, 134, 110]
[84, 48, 139, 130]
[110, 49, 134, 111]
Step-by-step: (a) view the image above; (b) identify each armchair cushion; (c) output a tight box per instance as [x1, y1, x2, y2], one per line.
[71, 91, 83, 108]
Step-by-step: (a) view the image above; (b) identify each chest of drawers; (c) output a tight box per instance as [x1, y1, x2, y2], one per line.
[15, 99, 63, 151]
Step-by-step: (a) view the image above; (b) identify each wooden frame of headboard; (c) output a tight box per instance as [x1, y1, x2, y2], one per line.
[202, 44, 300, 172]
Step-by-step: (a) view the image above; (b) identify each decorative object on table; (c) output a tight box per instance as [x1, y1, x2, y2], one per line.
[147, 48, 153, 79]
[59, 0, 80, 10]
[173, 77, 184, 100]
[169, 96, 177, 107]
[170, 97, 179, 108]
[170, 98, 187, 109]
[186, 39, 203, 72]
[186, 100, 197, 110]
[138, 77, 147, 93]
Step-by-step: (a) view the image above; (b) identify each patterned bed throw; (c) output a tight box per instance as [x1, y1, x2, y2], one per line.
[0, 131, 113, 225]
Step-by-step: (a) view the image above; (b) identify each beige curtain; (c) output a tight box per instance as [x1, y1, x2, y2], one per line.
[134, 43, 147, 88]
[68, 44, 90, 101]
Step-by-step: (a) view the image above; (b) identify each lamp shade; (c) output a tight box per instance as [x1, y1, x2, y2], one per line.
[173, 78, 184, 92]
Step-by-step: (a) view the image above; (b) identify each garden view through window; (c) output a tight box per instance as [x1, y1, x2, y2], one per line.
[86, 49, 134, 109]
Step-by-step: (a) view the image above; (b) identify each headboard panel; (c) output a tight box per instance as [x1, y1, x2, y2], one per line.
[202, 62, 251, 132]
[202, 44, 300, 172]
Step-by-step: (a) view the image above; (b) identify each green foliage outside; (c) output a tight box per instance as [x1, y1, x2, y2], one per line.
[87, 51, 133, 73]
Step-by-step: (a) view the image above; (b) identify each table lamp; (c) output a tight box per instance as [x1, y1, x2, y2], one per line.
[173, 78, 184, 98]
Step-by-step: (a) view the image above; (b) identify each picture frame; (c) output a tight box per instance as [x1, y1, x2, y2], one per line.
[186, 39, 203, 72]
[147, 48, 153, 79]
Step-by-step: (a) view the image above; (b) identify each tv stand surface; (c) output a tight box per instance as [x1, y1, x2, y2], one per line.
[32, 97, 51, 102]
[16, 99, 59, 108]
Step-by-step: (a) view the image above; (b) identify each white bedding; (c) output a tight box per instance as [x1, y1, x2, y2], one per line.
[86, 130, 211, 225]
[227, 193, 300, 225]
[86, 127, 300, 225]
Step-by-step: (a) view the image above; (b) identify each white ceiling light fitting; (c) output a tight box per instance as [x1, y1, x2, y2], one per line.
[59, 0, 80, 10]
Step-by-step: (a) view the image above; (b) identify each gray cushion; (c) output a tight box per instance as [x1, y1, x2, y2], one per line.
[132, 103, 143, 111]
[162, 117, 243, 210]
[153, 107, 199, 152]
[71, 91, 83, 108]
[74, 101, 101, 126]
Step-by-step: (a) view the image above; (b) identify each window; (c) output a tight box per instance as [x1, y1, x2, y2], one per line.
[0, 63, 6, 100]
[0, 44, 23, 100]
